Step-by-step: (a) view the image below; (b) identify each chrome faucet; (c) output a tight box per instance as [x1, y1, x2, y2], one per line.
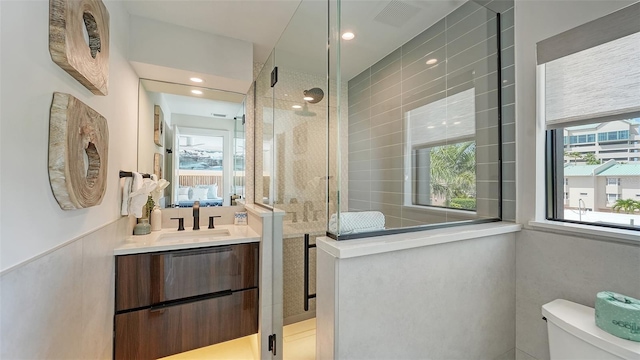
[193, 201, 200, 230]
[303, 201, 314, 222]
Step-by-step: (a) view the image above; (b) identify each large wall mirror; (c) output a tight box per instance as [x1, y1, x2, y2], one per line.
[137, 79, 246, 208]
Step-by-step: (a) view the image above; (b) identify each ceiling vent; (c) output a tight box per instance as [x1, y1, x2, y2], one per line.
[212, 113, 227, 118]
[373, 1, 421, 28]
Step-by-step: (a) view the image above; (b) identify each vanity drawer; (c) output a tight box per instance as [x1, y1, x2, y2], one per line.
[115, 242, 258, 311]
[114, 288, 258, 360]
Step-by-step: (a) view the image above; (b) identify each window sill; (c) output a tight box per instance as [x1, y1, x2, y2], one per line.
[528, 220, 640, 245]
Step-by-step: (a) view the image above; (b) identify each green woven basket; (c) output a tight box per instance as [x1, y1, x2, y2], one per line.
[595, 291, 640, 342]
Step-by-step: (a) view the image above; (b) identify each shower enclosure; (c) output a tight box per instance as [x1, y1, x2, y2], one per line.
[251, 0, 508, 354]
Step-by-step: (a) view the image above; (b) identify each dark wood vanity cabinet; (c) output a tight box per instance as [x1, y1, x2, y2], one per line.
[114, 243, 259, 360]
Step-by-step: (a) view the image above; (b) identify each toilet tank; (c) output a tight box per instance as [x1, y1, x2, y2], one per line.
[542, 299, 640, 360]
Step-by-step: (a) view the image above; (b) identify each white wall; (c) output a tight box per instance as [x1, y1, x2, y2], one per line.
[0, 0, 139, 272]
[138, 87, 172, 175]
[514, 1, 640, 359]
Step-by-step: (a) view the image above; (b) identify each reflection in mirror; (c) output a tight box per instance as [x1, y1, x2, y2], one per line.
[137, 79, 246, 208]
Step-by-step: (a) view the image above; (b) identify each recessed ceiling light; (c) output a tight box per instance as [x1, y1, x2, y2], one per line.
[292, 105, 302, 109]
[303, 96, 314, 101]
[191, 90, 203, 95]
[426, 59, 438, 65]
[454, 121, 461, 125]
[190, 77, 204, 83]
[427, 126, 434, 129]
[442, 121, 446, 125]
[342, 32, 355, 40]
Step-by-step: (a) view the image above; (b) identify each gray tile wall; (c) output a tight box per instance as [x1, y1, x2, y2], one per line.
[347, 0, 516, 226]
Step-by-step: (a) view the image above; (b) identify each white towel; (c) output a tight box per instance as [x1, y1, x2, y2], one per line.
[120, 177, 133, 216]
[328, 211, 385, 234]
[129, 176, 157, 218]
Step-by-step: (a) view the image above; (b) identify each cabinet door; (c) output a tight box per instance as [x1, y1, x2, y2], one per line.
[115, 243, 259, 311]
[114, 288, 258, 360]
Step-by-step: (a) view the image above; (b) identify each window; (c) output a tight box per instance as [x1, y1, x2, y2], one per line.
[539, 4, 640, 232]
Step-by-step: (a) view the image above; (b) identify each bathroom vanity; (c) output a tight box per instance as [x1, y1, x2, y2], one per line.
[113, 226, 260, 360]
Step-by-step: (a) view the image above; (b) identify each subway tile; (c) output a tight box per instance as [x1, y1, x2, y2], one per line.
[477, 180, 500, 200]
[503, 123, 515, 143]
[371, 143, 402, 159]
[501, 65, 515, 87]
[370, 191, 403, 205]
[348, 179, 371, 193]
[348, 111, 370, 128]
[503, 181, 516, 202]
[447, 18, 497, 58]
[471, 71, 499, 96]
[371, 131, 404, 149]
[446, 70, 476, 93]
[476, 198, 500, 217]
[402, 47, 446, 81]
[502, 143, 515, 162]
[447, 6, 495, 42]
[476, 108, 500, 129]
[501, 45, 514, 68]
[371, 180, 403, 193]
[371, 156, 405, 170]
[349, 128, 371, 144]
[349, 159, 370, 172]
[372, 48, 402, 75]
[370, 201, 403, 218]
[349, 190, 371, 203]
[371, 82, 402, 106]
[371, 107, 402, 128]
[503, 161, 515, 181]
[370, 94, 402, 116]
[402, 90, 447, 114]
[348, 149, 371, 162]
[448, 54, 499, 86]
[348, 96, 371, 115]
[502, 199, 516, 220]
[371, 60, 401, 86]
[446, 1, 484, 28]
[369, 168, 404, 182]
[502, 84, 515, 105]
[475, 89, 499, 113]
[476, 126, 500, 146]
[485, 0, 513, 14]
[501, 26, 514, 49]
[402, 32, 446, 68]
[402, 18, 446, 55]
[402, 63, 447, 92]
[477, 162, 500, 181]
[402, 79, 447, 107]
[477, 144, 500, 163]
[385, 216, 403, 229]
[349, 138, 370, 153]
[371, 71, 401, 96]
[349, 199, 371, 211]
[349, 170, 372, 182]
[371, 120, 402, 139]
[500, 8, 514, 31]
[348, 83, 370, 104]
[349, 67, 370, 88]
[448, 36, 498, 73]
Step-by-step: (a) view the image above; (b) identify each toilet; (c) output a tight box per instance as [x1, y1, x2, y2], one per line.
[542, 299, 640, 360]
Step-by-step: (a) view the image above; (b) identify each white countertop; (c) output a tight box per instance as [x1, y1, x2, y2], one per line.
[317, 222, 522, 259]
[114, 225, 261, 255]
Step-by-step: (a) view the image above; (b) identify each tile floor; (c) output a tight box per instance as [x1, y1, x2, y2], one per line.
[162, 318, 316, 360]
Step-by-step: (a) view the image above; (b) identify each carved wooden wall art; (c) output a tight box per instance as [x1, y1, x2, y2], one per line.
[49, 0, 110, 95]
[49, 92, 109, 210]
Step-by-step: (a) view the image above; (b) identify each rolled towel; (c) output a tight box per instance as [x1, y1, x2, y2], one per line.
[120, 177, 133, 216]
[328, 211, 385, 234]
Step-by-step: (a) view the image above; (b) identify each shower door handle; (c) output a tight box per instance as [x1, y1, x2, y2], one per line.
[303, 233, 316, 311]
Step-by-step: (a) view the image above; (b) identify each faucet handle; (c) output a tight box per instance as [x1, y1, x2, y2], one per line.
[208, 216, 222, 229]
[170, 217, 185, 231]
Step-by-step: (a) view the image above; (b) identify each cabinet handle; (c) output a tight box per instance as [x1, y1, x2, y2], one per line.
[169, 246, 232, 258]
[149, 290, 234, 313]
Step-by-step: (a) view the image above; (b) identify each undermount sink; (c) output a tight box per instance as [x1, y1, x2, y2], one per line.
[157, 228, 231, 243]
